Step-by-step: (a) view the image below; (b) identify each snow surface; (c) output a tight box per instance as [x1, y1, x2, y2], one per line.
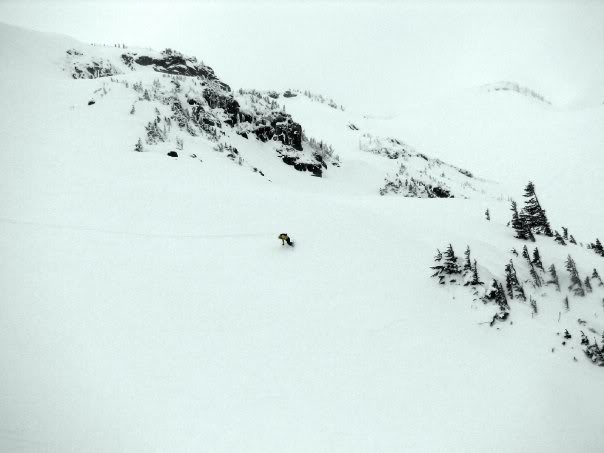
[1, 23, 603, 453]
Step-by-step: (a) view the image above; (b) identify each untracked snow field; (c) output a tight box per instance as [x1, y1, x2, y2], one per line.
[1, 23, 603, 453]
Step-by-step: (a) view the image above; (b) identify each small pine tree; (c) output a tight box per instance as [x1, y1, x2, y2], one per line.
[134, 137, 143, 152]
[463, 246, 472, 273]
[569, 235, 577, 245]
[442, 244, 461, 277]
[563, 296, 570, 312]
[130, 104, 135, 115]
[562, 227, 568, 240]
[143, 89, 151, 101]
[530, 296, 538, 315]
[466, 259, 483, 286]
[505, 260, 526, 301]
[511, 201, 534, 241]
[592, 269, 603, 287]
[547, 264, 561, 291]
[592, 239, 604, 256]
[584, 277, 593, 293]
[529, 265, 542, 288]
[565, 255, 585, 297]
[531, 247, 544, 271]
[522, 245, 530, 263]
[554, 231, 566, 246]
[430, 249, 445, 284]
[176, 137, 184, 151]
[521, 181, 553, 237]
[485, 209, 490, 221]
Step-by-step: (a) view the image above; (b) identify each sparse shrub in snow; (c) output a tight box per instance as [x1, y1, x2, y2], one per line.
[130, 104, 135, 115]
[485, 208, 490, 221]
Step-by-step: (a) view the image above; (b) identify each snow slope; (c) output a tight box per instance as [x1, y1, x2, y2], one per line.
[1, 23, 603, 453]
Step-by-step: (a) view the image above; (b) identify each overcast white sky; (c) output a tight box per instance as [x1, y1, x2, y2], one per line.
[1, 0, 602, 114]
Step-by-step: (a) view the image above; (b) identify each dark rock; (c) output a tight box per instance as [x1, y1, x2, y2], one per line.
[431, 186, 452, 198]
[88, 100, 95, 105]
[283, 90, 297, 98]
[134, 54, 230, 91]
[167, 151, 178, 157]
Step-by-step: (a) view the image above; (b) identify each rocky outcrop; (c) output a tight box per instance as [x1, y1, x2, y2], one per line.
[132, 52, 230, 91]
[253, 112, 302, 151]
[71, 59, 121, 79]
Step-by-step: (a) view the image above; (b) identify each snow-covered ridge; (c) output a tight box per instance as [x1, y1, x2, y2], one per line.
[481, 81, 551, 104]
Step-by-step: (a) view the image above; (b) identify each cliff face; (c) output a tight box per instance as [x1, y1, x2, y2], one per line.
[66, 46, 328, 176]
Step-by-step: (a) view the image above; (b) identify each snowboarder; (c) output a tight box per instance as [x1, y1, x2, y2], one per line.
[279, 233, 294, 247]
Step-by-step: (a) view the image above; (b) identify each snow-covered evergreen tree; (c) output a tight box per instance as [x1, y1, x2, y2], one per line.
[565, 255, 585, 297]
[134, 137, 143, 152]
[505, 260, 526, 301]
[547, 264, 560, 291]
[584, 277, 593, 293]
[463, 246, 472, 274]
[511, 200, 534, 241]
[554, 231, 566, 246]
[485, 209, 490, 221]
[531, 247, 544, 271]
[465, 259, 483, 286]
[592, 269, 603, 287]
[520, 181, 553, 237]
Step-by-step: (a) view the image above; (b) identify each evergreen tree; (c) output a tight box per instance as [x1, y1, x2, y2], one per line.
[485, 209, 490, 221]
[547, 264, 560, 291]
[563, 296, 570, 312]
[430, 249, 445, 284]
[569, 235, 577, 245]
[442, 244, 461, 276]
[466, 259, 483, 286]
[520, 181, 553, 236]
[531, 247, 544, 271]
[130, 104, 135, 115]
[554, 231, 566, 246]
[505, 260, 526, 301]
[463, 246, 472, 273]
[592, 239, 604, 256]
[529, 265, 542, 288]
[143, 89, 151, 101]
[584, 277, 593, 293]
[134, 137, 143, 152]
[522, 245, 531, 262]
[565, 255, 585, 297]
[511, 201, 534, 241]
[530, 295, 538, 315]
[562, 227, 568, 240]
[591, 269, 603, 287]
[483, 279, 509, 311]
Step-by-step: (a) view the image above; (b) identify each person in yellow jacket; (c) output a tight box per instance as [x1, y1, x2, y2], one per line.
[278, 233, 294, 247]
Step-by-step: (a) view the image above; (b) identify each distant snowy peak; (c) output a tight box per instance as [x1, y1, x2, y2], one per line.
[480, 81, 551, 105]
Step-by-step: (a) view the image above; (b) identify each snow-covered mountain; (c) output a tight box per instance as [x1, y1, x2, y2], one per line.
[1, 23, 603, 453]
